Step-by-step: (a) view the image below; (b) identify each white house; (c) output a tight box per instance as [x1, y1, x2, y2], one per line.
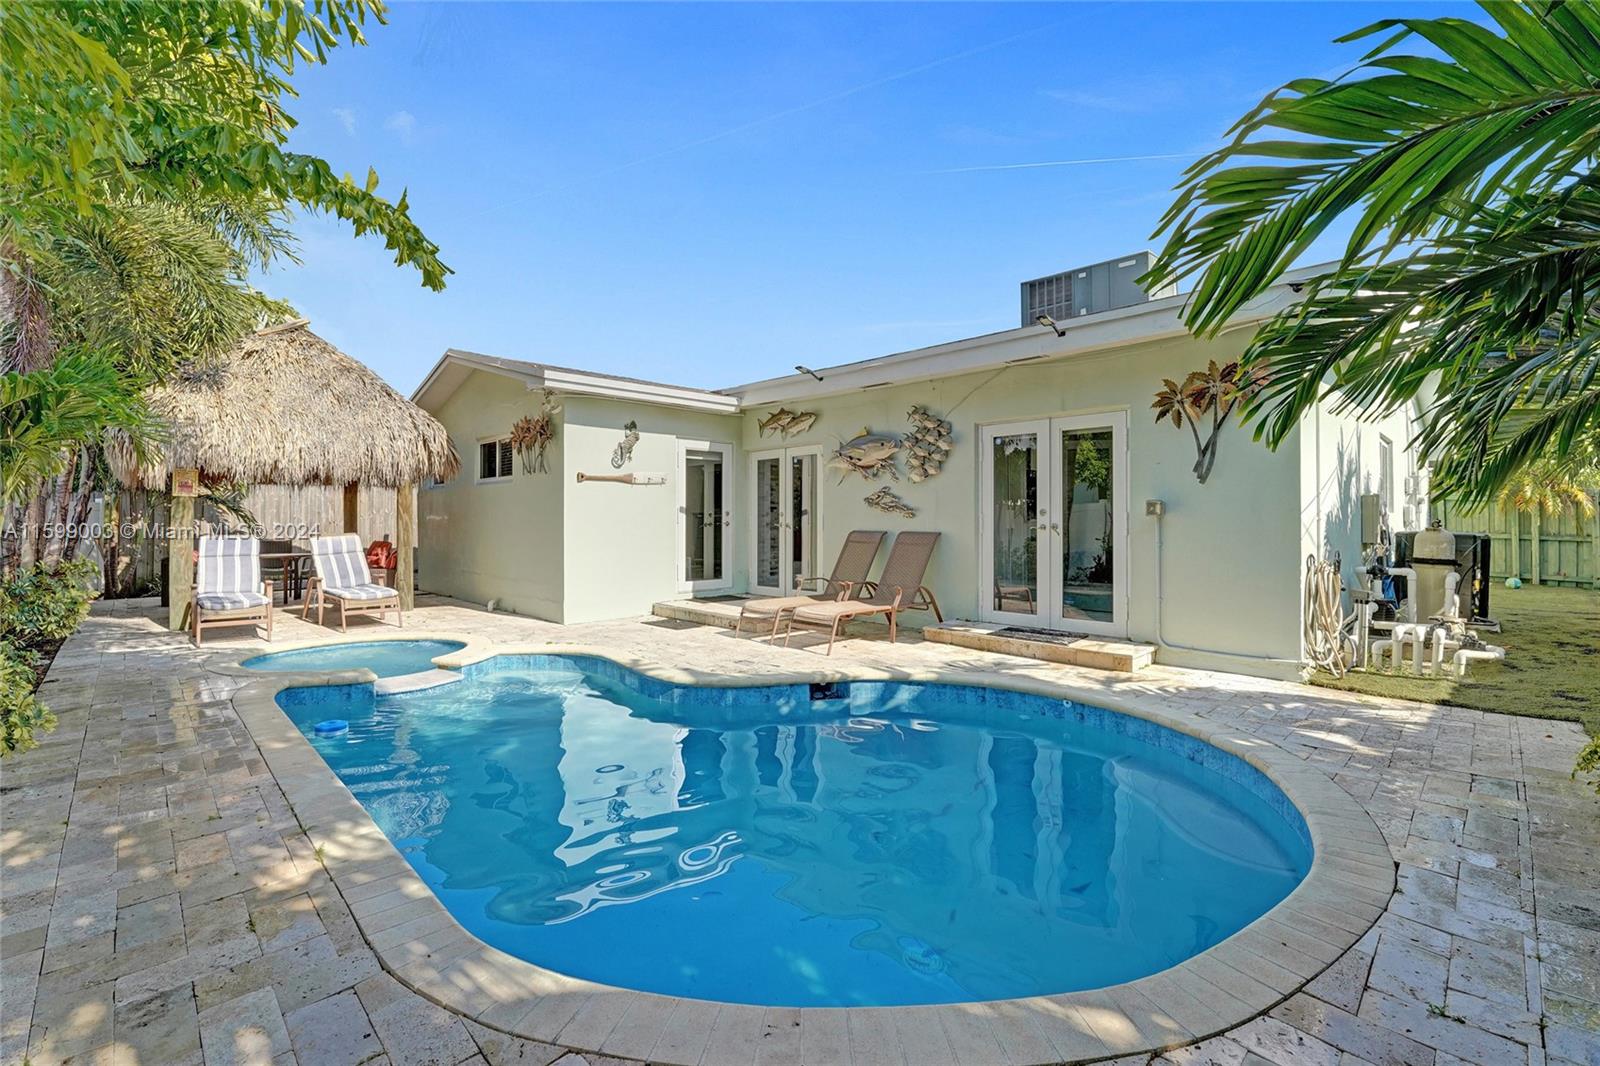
[412, 256, 1426, 679]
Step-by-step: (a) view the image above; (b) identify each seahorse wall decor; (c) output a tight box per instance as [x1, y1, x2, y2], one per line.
[610, 420, 639, 468]
[904, 406, 953, 483]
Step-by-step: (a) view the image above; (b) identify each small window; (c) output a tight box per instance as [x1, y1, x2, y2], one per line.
[478, 438, 514, 482]
[1378, 435, 1394, 510]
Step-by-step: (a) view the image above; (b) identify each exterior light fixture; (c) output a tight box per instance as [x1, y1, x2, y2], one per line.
[795, 365, 824, 382]
[1036, 314, 1068, 337]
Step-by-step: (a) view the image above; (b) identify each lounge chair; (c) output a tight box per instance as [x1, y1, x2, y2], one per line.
[784, 531, 943, 654]
[303, 534, 402, 631]
[193, 535, 273, 645]
[736, 530, 886, 638]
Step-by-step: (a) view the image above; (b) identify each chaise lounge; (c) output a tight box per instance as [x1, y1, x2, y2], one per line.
[735, 529, 886, 638]
[192, 535, 273, 646]
[303, 533, 403, 631]
[783, 530, 942, 654]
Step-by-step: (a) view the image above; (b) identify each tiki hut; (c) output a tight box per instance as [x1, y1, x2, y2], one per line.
[108, 319, 459, 628]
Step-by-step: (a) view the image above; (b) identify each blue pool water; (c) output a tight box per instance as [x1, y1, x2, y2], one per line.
[243, 640, 464, 678]
[279, 655, 1311, 1007]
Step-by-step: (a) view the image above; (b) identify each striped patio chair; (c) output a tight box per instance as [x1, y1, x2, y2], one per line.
[303, 534, 402, 631]
[193, 535, 273, 645]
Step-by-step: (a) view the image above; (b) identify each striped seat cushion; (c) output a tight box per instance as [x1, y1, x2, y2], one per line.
[196, 591, 270, 611]
[324, 582, 397, 602]
[311, 534, 372, 587]
[196, 536, 265, 615]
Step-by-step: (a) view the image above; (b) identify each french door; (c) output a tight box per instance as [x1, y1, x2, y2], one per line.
[979, 412, 1127, 636]
[749, 447, 821, 595]
[678, 441, 734, 592]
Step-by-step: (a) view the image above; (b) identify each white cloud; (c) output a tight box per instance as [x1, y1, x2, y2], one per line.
[383, 110, 417, 145]
[332, 107, 358, 135]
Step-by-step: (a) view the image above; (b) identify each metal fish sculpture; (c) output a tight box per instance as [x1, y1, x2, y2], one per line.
[826, 429, 902, 482]
[781, 410, 818, 437]
[903, 405, 954, 482]
[758, 408, 797, 437]
[864, 486, 917, 518]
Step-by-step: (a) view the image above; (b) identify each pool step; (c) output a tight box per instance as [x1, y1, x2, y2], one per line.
[374, 669, 463, 695]
[923, 620, 1155, 672]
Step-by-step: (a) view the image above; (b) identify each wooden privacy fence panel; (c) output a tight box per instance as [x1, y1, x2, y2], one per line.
[101, 484, 415, 596]
[1433, 496, 1600, 587]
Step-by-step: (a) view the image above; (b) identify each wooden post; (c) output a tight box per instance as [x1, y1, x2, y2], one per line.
[1531, 506, 1542, 586]
[395, 483, 415, 610]
[1591, 492, 1599, 589]
[342, 482, 359, 535]
[1508, 506, 1520, 583]
[167, 484, 195, 632]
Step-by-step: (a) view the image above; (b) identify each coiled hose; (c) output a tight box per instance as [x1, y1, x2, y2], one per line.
[1304, 554, 1352, 677]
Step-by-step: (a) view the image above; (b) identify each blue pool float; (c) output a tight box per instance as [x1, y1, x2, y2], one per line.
[313, 719, 349, 736]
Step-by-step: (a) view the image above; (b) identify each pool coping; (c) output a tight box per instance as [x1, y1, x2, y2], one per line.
[227, 630, 1396, 1066]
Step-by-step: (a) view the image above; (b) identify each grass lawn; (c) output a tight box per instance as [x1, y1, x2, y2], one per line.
[1311, 582, 1600, 739]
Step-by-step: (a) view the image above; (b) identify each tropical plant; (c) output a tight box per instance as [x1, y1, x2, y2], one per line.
[1578, 736, 1600, 796]
[1145, 1, 1600, 506]
[0, 351, 156, 505]
[1151, 360, 1262, 483]
[1497, 459, 1600, 518]
[1, 640, 55, 757]
[0, 0, 448, 289]
[0, 558, 97, 646]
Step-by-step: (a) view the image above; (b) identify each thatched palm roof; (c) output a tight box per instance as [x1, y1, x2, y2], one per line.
[109, 320, 459, 489]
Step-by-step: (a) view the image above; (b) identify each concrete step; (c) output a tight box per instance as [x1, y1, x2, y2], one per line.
[923, 620, 1154, 672]
[652, 598, 745, 628]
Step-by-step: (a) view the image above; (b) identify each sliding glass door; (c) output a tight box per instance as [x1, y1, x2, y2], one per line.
[979, 413, 1127, 636]
[750, 447, 820, 595]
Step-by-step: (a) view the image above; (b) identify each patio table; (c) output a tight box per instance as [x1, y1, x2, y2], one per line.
[260, 551, 311, 604]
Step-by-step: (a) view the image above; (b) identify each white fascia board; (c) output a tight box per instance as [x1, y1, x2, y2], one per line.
[730, 280, 1302, 406]
[537, 367, 739, 413]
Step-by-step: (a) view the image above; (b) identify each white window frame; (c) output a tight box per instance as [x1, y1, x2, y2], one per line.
[476, 436, 515, 484]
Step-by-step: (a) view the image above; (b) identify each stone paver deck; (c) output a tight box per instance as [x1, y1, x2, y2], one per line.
[3, 594, 1598, 1066]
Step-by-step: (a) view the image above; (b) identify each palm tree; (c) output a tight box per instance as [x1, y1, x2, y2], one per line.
[1145, 1, 1600, 506]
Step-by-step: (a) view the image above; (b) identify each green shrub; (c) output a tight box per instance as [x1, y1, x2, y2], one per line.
[0, 558, 97, 645]
[1, 640, 55, 757]
[0, 559, 95, 757]
[1578, 737, 1600, 796]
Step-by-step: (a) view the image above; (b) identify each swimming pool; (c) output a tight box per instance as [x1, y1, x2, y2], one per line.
[277, 654, 1312, 1008]
[242, 639, 464, 678]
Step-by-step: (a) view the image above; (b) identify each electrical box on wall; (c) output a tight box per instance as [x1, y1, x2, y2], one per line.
[1359, 493, 1383, 544]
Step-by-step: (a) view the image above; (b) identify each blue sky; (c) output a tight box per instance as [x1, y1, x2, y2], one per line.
[264, 1, 1470, 394]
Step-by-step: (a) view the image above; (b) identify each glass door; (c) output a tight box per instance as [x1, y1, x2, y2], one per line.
[980, 414, 1126, 635]
[980, 421, 1049, 627]
[749, 447, 820, 595]
[1050, 413, 1126, 635]
[679, 441, 733, 592]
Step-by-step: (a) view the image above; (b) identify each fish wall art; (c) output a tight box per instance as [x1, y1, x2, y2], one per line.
[826, 428, 903, 482]
[904, 406, 954, 482]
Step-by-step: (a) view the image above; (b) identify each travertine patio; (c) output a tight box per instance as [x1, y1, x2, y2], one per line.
[4, 595, 1598, 1066]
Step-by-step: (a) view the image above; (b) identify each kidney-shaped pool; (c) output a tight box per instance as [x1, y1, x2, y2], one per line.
[277, 654, 1311, 1008]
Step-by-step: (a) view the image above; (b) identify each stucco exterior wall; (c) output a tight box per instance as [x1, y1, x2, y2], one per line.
[559, 396, 742, 624]
[417, 371, 565, 619]
[1298, 397, 1430, 631]
[735, 332, 1306, 675]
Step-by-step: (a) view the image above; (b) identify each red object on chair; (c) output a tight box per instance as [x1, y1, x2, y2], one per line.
[366, 540, 397, 571]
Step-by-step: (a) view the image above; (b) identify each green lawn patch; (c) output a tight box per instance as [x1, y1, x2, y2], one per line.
[1311, 583, 1600, 739]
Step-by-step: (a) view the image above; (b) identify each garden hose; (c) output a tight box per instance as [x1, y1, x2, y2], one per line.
[1304, 554, 1352, 677]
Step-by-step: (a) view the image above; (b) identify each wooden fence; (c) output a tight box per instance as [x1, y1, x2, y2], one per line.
[1433, 496, 1600, 588]
[102, 484, 412, 596]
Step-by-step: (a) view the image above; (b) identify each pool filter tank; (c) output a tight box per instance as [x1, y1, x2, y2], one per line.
[1412, 523, 1461, 619]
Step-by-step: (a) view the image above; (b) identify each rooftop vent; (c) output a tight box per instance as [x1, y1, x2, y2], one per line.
[1020, 251, 1176, 327]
